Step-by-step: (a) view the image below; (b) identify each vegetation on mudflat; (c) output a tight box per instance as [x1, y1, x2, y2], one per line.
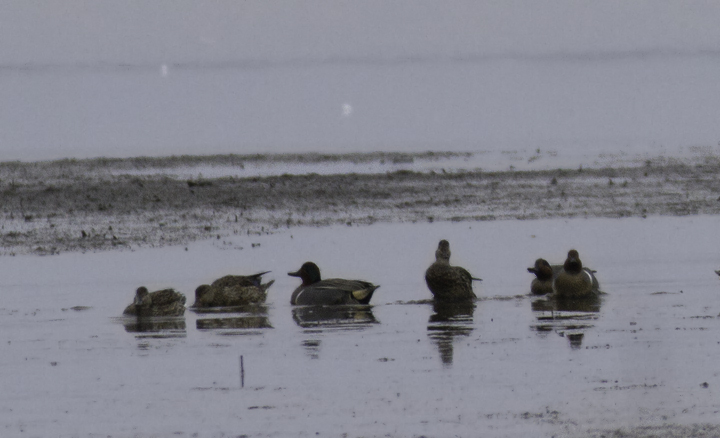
[1, 152, 720, 255]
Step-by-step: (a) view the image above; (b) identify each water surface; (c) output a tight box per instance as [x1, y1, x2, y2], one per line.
[3, 56, 720, 162]
[1, 216, 719, 437]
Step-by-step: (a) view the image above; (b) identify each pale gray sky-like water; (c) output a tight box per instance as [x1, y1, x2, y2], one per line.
[2, 1, 720, 161]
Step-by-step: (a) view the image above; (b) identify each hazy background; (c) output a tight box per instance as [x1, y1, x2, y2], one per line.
[2, 1, 720, 161]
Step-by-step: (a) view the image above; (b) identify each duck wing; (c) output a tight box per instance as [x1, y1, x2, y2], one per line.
[222, 279, 275, 305]
[149, 289, 186, 306]
[321, 279, 379, 302]
[425, 262, 476, 301]
[292, 279, 379, 305]
[211, 271, 270, 289]
[455, 266, 481, 282]
[583, 267, 600, 291]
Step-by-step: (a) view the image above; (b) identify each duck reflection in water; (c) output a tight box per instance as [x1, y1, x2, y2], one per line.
[530, 293, 602, 349]
[293, 305, 378, 359]
[427, 301, 475, 366]
[195, 304, 272, 335]
[122, 317, 187, 338]
[292, 305, 378, 329]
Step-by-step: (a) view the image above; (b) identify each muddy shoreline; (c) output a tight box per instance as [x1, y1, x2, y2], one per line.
[1, 152, 720, 255]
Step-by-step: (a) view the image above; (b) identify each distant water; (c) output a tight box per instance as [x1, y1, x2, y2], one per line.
[2, 54, 720, 162]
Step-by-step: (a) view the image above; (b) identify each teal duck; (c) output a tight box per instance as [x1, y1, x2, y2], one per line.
[192, 271, 274, 308]
[425, 240, 481, 302]
[553, 250, 600, 299]
[288, 262, 379, 305]
[123, 287, 186, 317]
[527, 258, 554, 295]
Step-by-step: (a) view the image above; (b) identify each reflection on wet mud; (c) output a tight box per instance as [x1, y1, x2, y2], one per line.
[530, 295, 602, 349]
[122, 317, 187, 339]
[427, 301, 475, 366]
[293, 305, 378, 359]
[194, 305, 272, 335]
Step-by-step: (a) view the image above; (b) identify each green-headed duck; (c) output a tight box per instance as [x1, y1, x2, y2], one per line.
[288, 262, 379, 305]
[553, 250, 600, 299]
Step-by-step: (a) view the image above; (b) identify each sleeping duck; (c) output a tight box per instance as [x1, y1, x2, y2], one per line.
[123, 287, 186, 317]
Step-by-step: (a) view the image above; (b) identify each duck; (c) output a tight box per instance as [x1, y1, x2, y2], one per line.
[527, 258, 555, 295]
[424, 240, 481, 302]
[192, 271, 274, 308]
[288, 262, 379, 305]
[715, 270, 720, 276]
[123, 286, 186, 317]
[553, 250, 600, 299]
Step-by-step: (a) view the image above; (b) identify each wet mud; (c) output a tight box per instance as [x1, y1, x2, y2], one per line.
[2, 152, 720, 255]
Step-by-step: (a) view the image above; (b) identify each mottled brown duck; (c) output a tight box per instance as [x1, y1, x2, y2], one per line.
[425, 240, 480, 302]
[123, 287, 186, 317]
[527, 258, 555, 295]
[192, 271, 274, 307]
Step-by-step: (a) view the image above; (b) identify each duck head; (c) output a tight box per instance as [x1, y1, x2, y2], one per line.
[435, 240, 451, 262]
[288, 262, 322, 286]
[194, 284, 213, 304]
[528, 258, 553, 281]
[134, 286, 150, 306]
[563, 250, 583, 274]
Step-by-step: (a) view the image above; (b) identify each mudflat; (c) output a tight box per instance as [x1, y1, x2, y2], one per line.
[1, 151, 720, 255]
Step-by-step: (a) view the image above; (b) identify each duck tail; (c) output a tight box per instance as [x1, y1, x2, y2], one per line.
[248, 271, 271, 287]
[351, 285, 379, 304]
[261, 279, 275, 292]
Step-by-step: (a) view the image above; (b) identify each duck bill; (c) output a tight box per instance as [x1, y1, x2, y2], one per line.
[288, 270, 301, 277]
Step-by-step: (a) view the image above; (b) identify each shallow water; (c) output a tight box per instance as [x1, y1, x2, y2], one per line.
[2, 216, 720, 437]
